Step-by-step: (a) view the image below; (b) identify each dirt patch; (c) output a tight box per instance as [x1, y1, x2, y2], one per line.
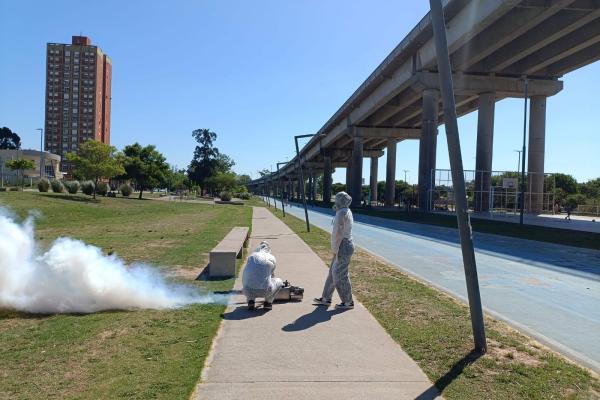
[486, 339, 542, 367]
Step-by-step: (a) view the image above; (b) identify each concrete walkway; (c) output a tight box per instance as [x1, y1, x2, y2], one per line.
[192, 207, 439, 400]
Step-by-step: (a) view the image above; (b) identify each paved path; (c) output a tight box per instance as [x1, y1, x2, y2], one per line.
[272, 198, 600, 372]
[193, 207, 439, 400]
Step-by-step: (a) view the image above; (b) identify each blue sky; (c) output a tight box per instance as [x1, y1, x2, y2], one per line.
[1, 0, 598, 184]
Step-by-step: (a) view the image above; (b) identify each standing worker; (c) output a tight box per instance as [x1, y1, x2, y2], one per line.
[313, 191, 355, 309]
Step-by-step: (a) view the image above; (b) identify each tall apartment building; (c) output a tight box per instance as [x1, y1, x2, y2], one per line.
[44, 36, 111, 170]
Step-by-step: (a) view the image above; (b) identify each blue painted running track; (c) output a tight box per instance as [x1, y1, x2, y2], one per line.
[265, 197, 600, 372]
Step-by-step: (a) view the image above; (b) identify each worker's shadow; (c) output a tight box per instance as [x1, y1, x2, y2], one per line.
[222, 306, 270, 320]
[281, 307, 345, 332]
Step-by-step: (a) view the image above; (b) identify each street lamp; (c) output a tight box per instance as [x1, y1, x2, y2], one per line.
[36, 128, 44, 180]
[514, 150, 522, 175]
[277, 162, 288, 217]
[403, 169, 409, 183]
[294, 133, 324, 232]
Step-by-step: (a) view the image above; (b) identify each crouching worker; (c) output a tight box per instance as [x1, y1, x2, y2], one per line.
[242, 241, 284, 310]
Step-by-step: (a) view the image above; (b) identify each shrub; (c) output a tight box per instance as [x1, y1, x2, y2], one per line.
[9, 187, 20, 191]
[51, 180, 64, 193]
[237, 192, 251, 200]
[96, 182, 109, 196]
[38, 179, 50, 192]
[119, 184, 132, 197]
[219, 191, 232, 201]
[81, 181, 95, 196]
[64, 180, 80, 194]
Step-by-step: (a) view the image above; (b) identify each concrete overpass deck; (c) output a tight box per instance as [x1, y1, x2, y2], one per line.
[250, 0, 600, 213]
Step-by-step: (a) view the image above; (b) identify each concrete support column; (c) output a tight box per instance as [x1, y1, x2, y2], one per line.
[385, 138, 397, 207]
[351, 134, 364, 207]
[310, 170, 318, 201]
[418, 89, 439, 211]
[528, 95, 546, 213]
[346, 157, 353, 195]
[323, 155, 332, 205]
[474, 92, 495, 212]
[370, 156, 378, 205]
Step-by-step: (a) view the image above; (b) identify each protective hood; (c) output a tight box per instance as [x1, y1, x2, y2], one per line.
[333, 191, 352, 210]
[255, 241, 271, 253]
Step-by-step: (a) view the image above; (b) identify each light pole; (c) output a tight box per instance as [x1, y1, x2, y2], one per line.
[36, 128, 44, 180]
[277, 162, 288, 217]
[294, 133, 323, 232]
[520, 78, 529, 226]
[271, 165, 277, 210]
[403, 169, 409, 183]
[430, 0, 486, 352]
[514, 150, 522, 174]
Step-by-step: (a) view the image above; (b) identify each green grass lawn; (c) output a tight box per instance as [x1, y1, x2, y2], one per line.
[0, 192, 252, 399]
[268, 205, 600, 400]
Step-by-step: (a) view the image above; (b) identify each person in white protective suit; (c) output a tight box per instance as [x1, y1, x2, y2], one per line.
[313, 191, 355, 309]
[242, 241, 284, 310]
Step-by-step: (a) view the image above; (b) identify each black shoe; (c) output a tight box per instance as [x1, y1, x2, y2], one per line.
[248, 300, 255, 311]
[263, 301, 272, 310]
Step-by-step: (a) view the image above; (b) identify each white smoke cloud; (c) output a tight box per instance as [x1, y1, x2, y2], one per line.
[0, 211, 227, 314]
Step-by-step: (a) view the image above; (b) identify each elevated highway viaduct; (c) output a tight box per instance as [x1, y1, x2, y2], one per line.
[249, 0, 600, 211]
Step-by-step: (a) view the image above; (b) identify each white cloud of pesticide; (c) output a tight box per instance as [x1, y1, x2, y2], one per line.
[0, 211, 227, 314]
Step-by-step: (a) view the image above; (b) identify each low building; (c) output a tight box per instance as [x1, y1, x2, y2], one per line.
[0, 149, 62, 185]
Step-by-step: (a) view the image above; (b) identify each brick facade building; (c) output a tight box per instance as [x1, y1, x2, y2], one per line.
[44, 36, 112, 171]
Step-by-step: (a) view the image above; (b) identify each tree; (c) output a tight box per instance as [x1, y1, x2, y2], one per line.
[553, 173, 578, 195]
[122, 143, 170, 199]
[66, 140, 124, 199]
[579, 178, 600, 201]
[207, 171, 237, 193]
[0, 127, 21, 150]
[187, 129, 218, 193]
[5, 158, 34, 189]
[236, 174, 251, 191]
[257, 169, 271, 177]
[214, 153, 235, 174]
[166, 167, 190, 193]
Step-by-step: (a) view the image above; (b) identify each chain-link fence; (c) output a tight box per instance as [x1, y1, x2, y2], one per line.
[430, 169, 556, 215]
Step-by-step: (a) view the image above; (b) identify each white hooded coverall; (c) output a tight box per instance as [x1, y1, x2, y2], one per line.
[242, 241, 284, 303]
[321, 191, 355, 304]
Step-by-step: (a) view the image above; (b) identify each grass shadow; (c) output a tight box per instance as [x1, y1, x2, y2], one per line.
[39, 193, 100, 203]
[415, 349, 483, 399]
[0, 307, 129, 320]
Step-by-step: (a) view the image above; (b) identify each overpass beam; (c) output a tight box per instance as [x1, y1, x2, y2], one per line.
[370, 156, 379, 204]
[528, 96, 546, 213]
[385, 138, 397, 207]
[350, 133, 364, 207]
[474, 92, 495, 212]
[418, 88, 440, 211]
[323, 154, 333, 205]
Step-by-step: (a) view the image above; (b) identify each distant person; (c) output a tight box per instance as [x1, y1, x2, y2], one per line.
[242, 241, 284, 311]
[565, 205, 572, 221]
[313, 191, 355, 309]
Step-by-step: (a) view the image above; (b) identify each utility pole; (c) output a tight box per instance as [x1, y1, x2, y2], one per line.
[429, 0, 487, 353]
[520, 78, 529, 226]
[294, 134, 322, 232]
[277, 162, 288, 217]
